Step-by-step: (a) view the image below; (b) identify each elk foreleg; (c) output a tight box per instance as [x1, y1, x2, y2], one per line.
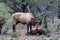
[12, 24, 16, 32]
[30, 24, 32, 33]
[27, 24, 29, 34]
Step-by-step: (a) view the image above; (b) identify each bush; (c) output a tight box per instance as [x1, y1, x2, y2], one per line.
[0, 2, 12, 34]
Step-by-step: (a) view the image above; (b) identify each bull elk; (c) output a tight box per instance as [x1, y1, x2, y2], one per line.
[12, 12, 42, 34]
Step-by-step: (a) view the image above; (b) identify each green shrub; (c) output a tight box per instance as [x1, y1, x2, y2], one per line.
[0, 2, 12, 34]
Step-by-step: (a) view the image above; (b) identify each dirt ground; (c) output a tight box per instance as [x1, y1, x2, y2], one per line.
[14, 24, 49, 40]
[0, 24, 60, 40]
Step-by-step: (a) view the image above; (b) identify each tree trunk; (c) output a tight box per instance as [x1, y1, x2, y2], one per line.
[43, 10, 47, 28]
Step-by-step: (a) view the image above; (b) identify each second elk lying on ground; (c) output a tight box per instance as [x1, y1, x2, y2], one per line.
[12, 12, 42, 35]
[29, 27, 46, 35]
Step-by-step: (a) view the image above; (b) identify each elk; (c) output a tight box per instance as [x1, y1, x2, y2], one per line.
[37, 27, 46, 35]
[12, 12, 42, 34]
[29, 27, 46, 35]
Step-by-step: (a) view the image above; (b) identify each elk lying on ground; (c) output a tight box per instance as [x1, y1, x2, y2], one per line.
[29, 27, 46, 35]
[12, 12, 42, 34]
[37, 27, 46, 35]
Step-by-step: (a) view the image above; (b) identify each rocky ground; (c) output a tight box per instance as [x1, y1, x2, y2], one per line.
[0, 30, 49, 40]
[0, 29, 60, 40]
[0, 24, 60, 40]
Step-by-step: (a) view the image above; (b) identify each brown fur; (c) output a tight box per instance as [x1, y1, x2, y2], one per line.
[29, 27, 46, 35]
[12, 12, 42, 34]
[12, 12, 41, 25]
[37, 27, 46, 35]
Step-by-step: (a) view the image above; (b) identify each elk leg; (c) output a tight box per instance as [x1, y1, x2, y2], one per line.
[30, 24, 32, 33]
[27, 24, 29, 34]
[12, 24, 16, 32]
[12, 21, 20, 32]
